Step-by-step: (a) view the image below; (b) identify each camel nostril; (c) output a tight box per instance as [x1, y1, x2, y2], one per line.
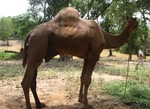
[136, 22, 138, 27]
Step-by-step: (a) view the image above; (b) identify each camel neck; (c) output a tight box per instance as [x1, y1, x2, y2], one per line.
[102, 24, 132, 49]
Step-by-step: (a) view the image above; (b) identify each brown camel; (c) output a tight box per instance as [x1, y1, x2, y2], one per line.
[21, 7, 138, 109]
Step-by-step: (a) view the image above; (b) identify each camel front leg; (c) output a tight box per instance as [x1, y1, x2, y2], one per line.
[79, 54, 98, 109]
[30, 69, 45, 109]
[78, 59, 88, 103]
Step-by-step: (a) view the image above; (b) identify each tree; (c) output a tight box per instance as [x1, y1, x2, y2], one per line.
[0, 17, 14, 45]
[136, 0, 150, 58]
[71, 0, 115, 19]
[28, 0, 116, 21]
[66, 0, 71, 7]
[28, 0, 67, 22]
[12, 13, 38, 41]
[100, 16, 114, 56]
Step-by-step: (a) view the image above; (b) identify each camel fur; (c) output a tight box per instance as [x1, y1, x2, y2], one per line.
[21, 7, 138, 109]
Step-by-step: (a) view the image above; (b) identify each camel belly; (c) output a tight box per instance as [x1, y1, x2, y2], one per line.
[51, 41, 89, 58]
[59, 49, 87, 58]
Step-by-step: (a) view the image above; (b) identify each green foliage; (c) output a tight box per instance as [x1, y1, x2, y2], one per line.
[12, 13, 38, 40]
[0, 51, 19, 60]
[46, 0, 67, 19]
[71, 0, 115, 19]
[102, 81, 124, 96]
[102, 0, 137, 31]
[0, 17, 14, 41]
[124, 82, 150, 108]
[28, 0, 67, 21]
[102, 80, 150, 108]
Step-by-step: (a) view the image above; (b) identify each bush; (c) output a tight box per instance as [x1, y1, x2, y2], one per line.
[0, 51, 19, 60]
[102, 80, 150, 108]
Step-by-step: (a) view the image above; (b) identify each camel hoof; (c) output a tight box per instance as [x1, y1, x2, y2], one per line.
[36, 103, 46, 109]
[83, 104, 93, 109]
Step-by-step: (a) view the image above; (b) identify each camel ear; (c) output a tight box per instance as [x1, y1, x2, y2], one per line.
[126, 16, 129, 20]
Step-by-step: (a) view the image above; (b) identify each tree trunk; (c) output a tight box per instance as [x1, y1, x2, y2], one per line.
[108, 49, 113, 56]
[6, 40, 9, 46]
[144, 36, 147, 59]
[140, 9, 148, 59]
[66, 0, 70, 7]
[143, 14, 147, 59]
[128, 42, 132, 60]
[59, 54, 73, 61]
[129, 53, 132, 60]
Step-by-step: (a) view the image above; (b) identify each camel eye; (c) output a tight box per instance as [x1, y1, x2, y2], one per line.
[134, 18, 137, 21]
[127, 19, 131, 22]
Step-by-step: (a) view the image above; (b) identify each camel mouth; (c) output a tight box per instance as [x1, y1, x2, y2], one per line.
[135, 21, 138, 28]
[133, 18, 138, 28]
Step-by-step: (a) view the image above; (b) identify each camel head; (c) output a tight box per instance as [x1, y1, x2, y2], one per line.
[125, 17, 138, 31]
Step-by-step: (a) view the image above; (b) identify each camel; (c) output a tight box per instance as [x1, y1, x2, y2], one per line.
[21, 7, 138, 109]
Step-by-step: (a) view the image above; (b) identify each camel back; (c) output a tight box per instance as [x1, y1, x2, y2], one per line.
[53, 7, 80, 26]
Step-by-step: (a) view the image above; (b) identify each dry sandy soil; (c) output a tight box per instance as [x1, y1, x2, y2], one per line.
[0, 40, 149, 109]
[0, 70, 130, 109]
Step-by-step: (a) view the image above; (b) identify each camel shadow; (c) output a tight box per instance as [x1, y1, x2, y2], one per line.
[41, 103, 83, 109]
[4, 95, 133, 109]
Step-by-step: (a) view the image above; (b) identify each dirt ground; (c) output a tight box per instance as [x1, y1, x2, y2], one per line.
[0, 40, 149, 109]
[0, 71, 131, 109]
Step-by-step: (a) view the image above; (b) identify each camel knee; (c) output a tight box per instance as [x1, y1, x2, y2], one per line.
[21, 66, 36, 88]
[21, 80, 29, 91]
[21, 76, 32, 91]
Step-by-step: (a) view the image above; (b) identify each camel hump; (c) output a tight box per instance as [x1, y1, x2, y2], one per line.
[54, 7, 80, 25]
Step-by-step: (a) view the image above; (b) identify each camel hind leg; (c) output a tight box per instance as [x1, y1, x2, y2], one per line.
[30, 69, 45, 108]
[21, 40, 45, 109]
[21, 59, 44, 109]
[22, 51, 58, 109]
[21, 64, 36, 109]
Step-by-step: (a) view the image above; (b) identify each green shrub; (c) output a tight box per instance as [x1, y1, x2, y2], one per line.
[102, 80, 150, 108]
[0, 51, 19, 60]
[123, 81, 150, 108]
[102, 81, 124, 96]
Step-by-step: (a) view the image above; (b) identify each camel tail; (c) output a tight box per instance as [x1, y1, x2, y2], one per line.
[22, 33, 30, 68]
